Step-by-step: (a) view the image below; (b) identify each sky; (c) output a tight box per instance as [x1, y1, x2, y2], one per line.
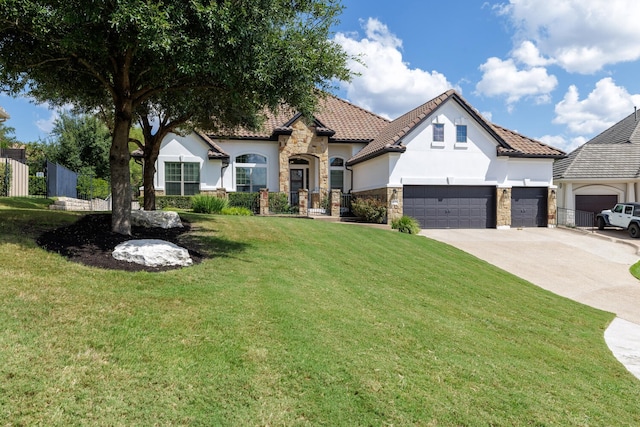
[3, 0, 640, 153]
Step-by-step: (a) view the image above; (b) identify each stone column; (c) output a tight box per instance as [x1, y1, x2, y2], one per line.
[387, 186, 403, 224]
[330, 189, 341, 217]
[496, 187, 511, 229]
[564, 182, 574, 226]
[547, 187, 557, 228]
[259, 188, 269, 215]
[298, 189, 308, 216]
[627, 182, 636, 202]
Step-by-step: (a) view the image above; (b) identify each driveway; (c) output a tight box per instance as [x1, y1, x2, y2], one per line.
[420, 226, 640, 379]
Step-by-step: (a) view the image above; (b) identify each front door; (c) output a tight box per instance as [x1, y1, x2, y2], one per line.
[290, 168, 308, 205]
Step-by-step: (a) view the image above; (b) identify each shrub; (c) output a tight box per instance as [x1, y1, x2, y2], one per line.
[221, 206, 253, 216]
[192, 195, 228, 214]
[269, 192, 292, 214]
[77, 176, 110, 199]
[391, 215, 421, 234]
[29, 176, 47, 196]
[228, 192, 259, 213]
[151, 196, 193, 210]
[0, 163, 12, 196]
[351, 197, 387, 223]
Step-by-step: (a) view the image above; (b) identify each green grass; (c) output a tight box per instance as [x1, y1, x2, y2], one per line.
[631, 260, 640, 280]
[1, 198, 640, 425]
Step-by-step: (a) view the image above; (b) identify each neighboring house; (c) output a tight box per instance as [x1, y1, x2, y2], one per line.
[0, 106, 29, 197]
[554, 109, 640, 223]
[152, 90, 565, 228]
[0, 106, 8, 122]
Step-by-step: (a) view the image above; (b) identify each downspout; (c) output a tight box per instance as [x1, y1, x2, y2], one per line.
[346, 164, 353, 194]
[221, 158, 230, 188]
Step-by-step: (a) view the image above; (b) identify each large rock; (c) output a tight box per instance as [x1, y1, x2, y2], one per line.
[112, 239, 193, 267]
[131, 210, 183, 229]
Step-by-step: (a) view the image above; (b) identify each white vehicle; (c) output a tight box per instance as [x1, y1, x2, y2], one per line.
[596, 203, 640, 238]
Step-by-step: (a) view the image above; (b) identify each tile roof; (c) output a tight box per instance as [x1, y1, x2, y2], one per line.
[347, 90, 565, 165]
[195, 131, 230, 159]
[554, 110, 640, 180]
[208, 93, 390, 142]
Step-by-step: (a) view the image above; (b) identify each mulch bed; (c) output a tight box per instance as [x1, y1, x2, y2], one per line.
[36, 213, 204, 272]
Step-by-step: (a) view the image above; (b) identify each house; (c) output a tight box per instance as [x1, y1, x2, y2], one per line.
[152, 90, 565, 228]
[554, 109, 640, 224]
[0, 106, 29, 197]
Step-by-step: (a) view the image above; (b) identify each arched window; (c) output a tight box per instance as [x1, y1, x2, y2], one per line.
[235, 154, 267, 192]
[329, 157, 345, 192]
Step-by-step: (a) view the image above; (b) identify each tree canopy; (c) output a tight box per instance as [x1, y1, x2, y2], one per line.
[0, 0, 350, 234]
[48, 112, 111, 179]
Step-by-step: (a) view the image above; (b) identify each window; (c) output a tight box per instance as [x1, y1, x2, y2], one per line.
[433, 123, 444, 142]
[456, 125, 467, 143]
[165, 162, 200, 196]
[329, 157, 345, 192]
[235, 153, 267, 192]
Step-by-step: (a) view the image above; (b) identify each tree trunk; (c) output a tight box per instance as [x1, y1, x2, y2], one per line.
[142, 150, 157, 211]
[141, 130, 166, 211]
[110, 111, 133, 235]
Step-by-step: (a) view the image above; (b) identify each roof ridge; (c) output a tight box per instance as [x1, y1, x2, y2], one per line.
[628, 111, 640, 143]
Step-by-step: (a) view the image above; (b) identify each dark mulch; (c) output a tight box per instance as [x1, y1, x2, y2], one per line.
[36, 213, 204, 272]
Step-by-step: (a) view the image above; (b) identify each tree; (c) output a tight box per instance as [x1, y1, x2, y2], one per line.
[0, 0, 350, 234]
[0, 121, 16, 148]
[133, 89, 267, 211]
[48, 112, 111, 179]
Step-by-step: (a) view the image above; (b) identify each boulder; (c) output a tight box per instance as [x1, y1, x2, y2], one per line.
[131, 210, 183, 229]
[112, 239, 193, 267]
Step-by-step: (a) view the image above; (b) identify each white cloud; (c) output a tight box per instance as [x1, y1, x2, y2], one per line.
[498, 0, 640, 73]
[475, 57, 557, 106]
[334, 18, 456, 119]
[512, 41, 554, 67]
[553, 77, 640, 135]
[539, 134, 587, 153]
[34, 102, 72, 136]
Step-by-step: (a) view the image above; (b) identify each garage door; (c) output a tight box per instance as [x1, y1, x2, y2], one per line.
[511, 187, 547, 227]
[403, 185, 496, 229]
[575, 194, 618, 227]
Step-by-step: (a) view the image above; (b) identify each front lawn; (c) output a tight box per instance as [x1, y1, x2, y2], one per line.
[1, 200, 639, 425]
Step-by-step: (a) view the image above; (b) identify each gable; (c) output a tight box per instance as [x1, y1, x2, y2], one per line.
[160, 133, 213, 161]
[347, 90, 564, 165]
[554, 110, 640, 180]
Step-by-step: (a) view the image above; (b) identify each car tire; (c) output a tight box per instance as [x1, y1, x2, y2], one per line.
[629, 223, 640, 238]
[597, 217, 605, 230]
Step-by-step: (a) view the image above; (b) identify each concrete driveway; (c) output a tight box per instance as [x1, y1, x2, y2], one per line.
[420, 226, 640, 379]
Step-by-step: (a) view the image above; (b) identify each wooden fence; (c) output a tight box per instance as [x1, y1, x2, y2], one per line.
[0, 157, 29, 197]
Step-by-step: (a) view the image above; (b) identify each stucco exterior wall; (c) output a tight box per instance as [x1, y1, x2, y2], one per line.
[556, 181, 631, 210]
[157, 133, 286, 193]
[384, 101, 554, 188]
[221, 140, 280, 192]
[156, 134, 219, 192]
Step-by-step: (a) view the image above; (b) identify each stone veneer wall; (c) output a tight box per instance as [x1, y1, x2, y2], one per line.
[496, 187, 511, 228]
[547, 188, 557, 227]
[352, 186, 403, 224]
[278, 120, 328, 194]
